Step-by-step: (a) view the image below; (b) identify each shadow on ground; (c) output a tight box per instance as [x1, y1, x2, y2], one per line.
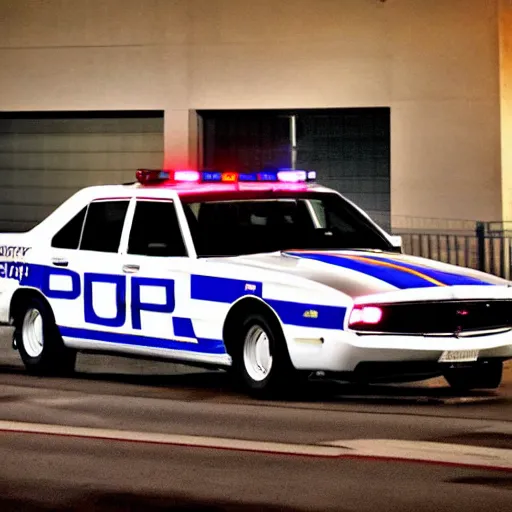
[0, 486, 318, 512]
[0, 360, 506, 406]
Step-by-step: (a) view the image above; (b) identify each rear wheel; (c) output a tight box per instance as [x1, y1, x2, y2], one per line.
[15, 297, 76, 376]
[229, 312, 302, 398]
[442, 360, 503, 391]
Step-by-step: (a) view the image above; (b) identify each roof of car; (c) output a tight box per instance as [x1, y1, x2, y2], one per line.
[129, 181, 332, 202]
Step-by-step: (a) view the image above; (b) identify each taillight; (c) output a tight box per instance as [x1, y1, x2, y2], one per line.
[348, 305, 383, 327]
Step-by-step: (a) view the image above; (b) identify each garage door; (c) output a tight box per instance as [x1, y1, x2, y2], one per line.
[0, 112, 164, 232]
[199, 108, 391, 231]
[294, 109, 390, 231]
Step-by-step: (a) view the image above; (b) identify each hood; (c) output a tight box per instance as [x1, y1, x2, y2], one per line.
[215, 250, 510, 301]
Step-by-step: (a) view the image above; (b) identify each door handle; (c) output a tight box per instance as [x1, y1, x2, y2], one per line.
[122, 264, 140, 274]
[51, 258, 69, 267]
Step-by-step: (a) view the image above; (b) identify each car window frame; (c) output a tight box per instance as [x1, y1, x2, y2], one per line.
[77, 198, 131, 254]
[50, 204, 89, 250]
[124, 197, 190, 258]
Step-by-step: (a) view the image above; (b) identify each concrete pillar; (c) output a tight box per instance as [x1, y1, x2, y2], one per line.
[163, 109, 198, 170]
[500, 0, 512, 222]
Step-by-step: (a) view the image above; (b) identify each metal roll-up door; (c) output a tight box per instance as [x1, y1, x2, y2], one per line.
[0, 112, 164, 232]
[200, 111, 291, 172]
[199, 108, 391, 231]
[294, 109, 391, 231]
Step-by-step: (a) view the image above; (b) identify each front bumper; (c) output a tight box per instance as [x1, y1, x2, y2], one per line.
[286, 326, 512, 373]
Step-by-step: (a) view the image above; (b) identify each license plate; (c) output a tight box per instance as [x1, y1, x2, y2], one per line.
[438, 349, 479, 363]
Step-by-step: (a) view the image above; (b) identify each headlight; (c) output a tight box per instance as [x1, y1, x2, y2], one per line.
[348, 305, 383, 327]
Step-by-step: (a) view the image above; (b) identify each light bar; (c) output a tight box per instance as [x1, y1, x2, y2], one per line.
[135, 168, 317, 185]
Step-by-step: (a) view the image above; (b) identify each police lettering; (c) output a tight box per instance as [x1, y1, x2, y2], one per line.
[131, 276, 175, 329]
[84, 273, 127, 328]
[42, 268, 175, 329]
[0, 245, 30, 260]
[0, 262, 29, 281]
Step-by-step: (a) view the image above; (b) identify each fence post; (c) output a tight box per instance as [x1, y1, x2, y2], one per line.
[476, 221, 486, 272]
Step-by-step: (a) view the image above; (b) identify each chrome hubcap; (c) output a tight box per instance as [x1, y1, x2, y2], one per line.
[243, 325, 273, 382]
[22, 308, 44, 358]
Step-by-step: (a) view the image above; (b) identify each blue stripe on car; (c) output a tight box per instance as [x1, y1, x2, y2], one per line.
[286, 252, 437, 289]
[357, 254, 494, 287]
[172, 317, 196, 338]
[266, 299, 346, 329]
[191, 275, 342, 329]
[59, 326, 227, 355]
[191, 275, 262, 303]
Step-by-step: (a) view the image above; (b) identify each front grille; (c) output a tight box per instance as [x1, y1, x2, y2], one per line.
[352, 300, 512, 335]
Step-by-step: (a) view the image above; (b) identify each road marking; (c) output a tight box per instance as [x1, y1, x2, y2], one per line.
[0, 420, 511, 471]
[0, 420, 349, 458]
[323, 439, 512, 471]
[476, 424, 512, 435]
[324, 394, 502, 405]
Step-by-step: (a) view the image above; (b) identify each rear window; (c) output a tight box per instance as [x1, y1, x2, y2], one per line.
[181, 192, 391, 257]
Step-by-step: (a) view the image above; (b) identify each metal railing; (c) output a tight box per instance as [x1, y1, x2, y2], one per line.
[394, 221, 512, 280]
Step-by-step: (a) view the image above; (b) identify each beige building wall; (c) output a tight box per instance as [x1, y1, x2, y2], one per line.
[0, 0, 504, 226]
[500, 0, 512, 225]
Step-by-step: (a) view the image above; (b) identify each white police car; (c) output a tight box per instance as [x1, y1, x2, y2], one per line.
[0, 168, 511, 397]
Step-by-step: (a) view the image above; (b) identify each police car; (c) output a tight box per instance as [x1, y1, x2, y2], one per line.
[0, 168, 511, 397]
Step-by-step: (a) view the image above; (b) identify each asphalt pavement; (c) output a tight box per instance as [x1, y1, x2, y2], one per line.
[0, 326, 510, 511]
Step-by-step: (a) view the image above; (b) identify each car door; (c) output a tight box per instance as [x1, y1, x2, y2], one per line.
[117, 192, 218, 360]
[47, 197, 132, 346]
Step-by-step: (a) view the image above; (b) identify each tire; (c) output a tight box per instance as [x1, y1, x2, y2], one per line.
[15, 296, 76, 376]
[230, 312, 301, 399]
[442, 360, 503, 391]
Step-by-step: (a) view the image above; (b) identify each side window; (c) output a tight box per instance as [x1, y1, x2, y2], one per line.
[127, 200, 187, 257]
[79, 200, 129, 253]
[51, 206, 87, 249]
[307, 199, 355, 234]
[306, 199, 327, 228]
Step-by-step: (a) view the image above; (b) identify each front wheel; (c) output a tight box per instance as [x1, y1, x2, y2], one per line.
[15, 297, 76, 376]
[442, 360, 503, 391]
[230, 312, 301, 398]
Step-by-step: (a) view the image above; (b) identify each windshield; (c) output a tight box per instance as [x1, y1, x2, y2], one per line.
[181, 192, 392, 257]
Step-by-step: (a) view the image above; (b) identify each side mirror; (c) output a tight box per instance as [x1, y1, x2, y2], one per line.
[388, 235, 403, 253]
